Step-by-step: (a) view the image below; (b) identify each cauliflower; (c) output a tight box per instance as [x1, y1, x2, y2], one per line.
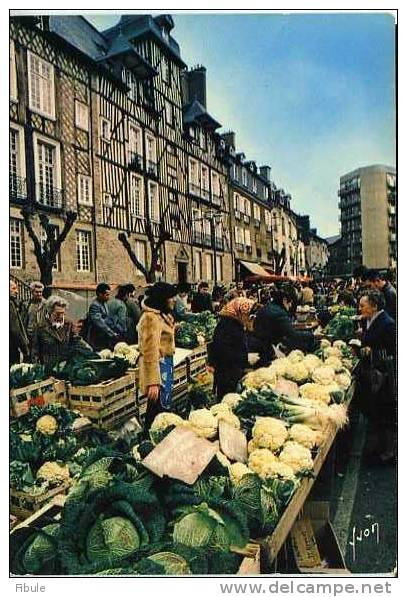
[279, 441, 314, 473]
[335, 371, 352, 390]
[151, 412, 183, 432]
[229, 462, 252, 485]
[320, 339, 331, 349]
[284, 362, 309, 384]
[287, 350, 305, 363]
[324, 356, 343, 372]
[113, 342, 132, 356]
[248, 448, 278, 479]
[333, 340, 347, 350]
[312, 365, 336, 386]
[216, 411, 241, 429]
[302, 354, 322, 374]
[243, 368, 276, 389]
[324, 347, 342, 359]
[221, 393, 243, 409]
[188, 409, 218, 439]
[36, 462, 70, 485]
[247, 439, 257, 454]
[288, 424, 318, 449]
[36, 415, 58, 436]
[125, 348, 139, 366]
[259, 460, 296, 480]
[98, 349, 113, 359]
[210, 403, 231, 416]
[270, 358, 290, 377]
[313, 428, 329, 446]
[252, 417, 288, 451]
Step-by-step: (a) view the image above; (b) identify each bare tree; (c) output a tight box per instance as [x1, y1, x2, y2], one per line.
[21, 206, 77, 297]
[271, 247, 286, 275]
[118, 209, 171, 283]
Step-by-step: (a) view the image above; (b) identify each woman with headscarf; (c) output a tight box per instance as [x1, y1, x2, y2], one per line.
[137, 282, 177, 431]
[207, 297, 255, 400]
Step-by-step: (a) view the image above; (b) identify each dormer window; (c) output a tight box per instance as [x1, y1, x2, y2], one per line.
[162, 28, 169, 43]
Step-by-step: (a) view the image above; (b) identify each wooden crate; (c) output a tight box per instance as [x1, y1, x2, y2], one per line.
[189, 345, 207, 364]
[189, 357, 207, 380]
[231, 542, 262, 575]
[11, 494, 66, 533]
[10, 378, 67, 418]
[67, 372, 137, 427]
[10, 480, 71, 521]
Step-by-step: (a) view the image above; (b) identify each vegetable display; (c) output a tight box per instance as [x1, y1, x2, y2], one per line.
[10, 363, 47, 389]
[175, 311, 217, 348]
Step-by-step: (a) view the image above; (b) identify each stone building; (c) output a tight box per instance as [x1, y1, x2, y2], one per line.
[296, 215, 329, 275]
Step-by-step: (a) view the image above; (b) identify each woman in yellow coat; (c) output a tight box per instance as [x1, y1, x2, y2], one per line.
[137, 282, 177, 431]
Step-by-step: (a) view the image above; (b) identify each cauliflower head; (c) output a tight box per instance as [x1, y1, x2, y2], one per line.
[335, 371, 352, 390]
[287, 350, 305, 363]
[320, 339, 331, 349]
[221, 393, 243, 410]
[252, 417, 288, 451]
[113, 342, 132, 356]
[279, 441, 314, 473]
[299, 383, 331, 404]
[302, 354, 322, 374]
[188, 409, 218, 439]
[324, 347, 342, 359]
[98, 349, 114, 359]
[288, 424, 318, 449]
[216, 411, 241, 429]
[36, 415, 58, 436]
[247, 439, 258, 454]
[229, 462, 252, 485]
[259, 460, 296, 480]
[270, 358, 290, 377]
[248, 448, 278, 479]
[151, 412, 183, 432]
[243, 368, 276, 390]
[333, 340, 347, 350]
[210, 403, 231, 417]
[324, 356, 343, 372]
[312, 365, 336, 386]
[284, 362, 309, 384]
[36, 461, 70, 484]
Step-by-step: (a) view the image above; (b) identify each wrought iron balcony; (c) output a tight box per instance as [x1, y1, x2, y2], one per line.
[146, 160, 158, 177]
[10, 175, 27, 201]
[192, 230, 203, 244]
[128, 152, 143, 171]
[36, 183, 64, 209]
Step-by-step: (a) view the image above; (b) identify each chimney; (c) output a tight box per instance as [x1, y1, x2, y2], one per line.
[260, 165, 271, 181]
[181, 65, 207, 108]
[221, 131, 236, 150]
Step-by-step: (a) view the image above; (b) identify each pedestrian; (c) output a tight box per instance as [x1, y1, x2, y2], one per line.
[236, 281, 247, 298]
[354, 290, 396, 465]
[23, 281, 46, 346]
[191, 281, 213, 313]
[86, 283, 126, 351]
[207, 297, 255, 400]
[31, 296, 89, 373]
[116, 284, 141, 344]
[364, 269, 396, 321]
[10, 279, 29, 366]
[174, 283, 195, 322]
[252, 284, 317, 366]
[137, 282, 177, 432]
[301, 282, 314, 305]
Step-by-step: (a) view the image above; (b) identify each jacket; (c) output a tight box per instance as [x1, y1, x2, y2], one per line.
[86, 298, 126, 350]
[174, 295, 195, 322]
[207, 316, 248, 373]
[31, 317, 84, 373]
[23, 298, 46, 341]
[191, 292, 213, 314]
[252, 302, 315, 365]
[382, 282, 396, 321]
[362, 310, 396, 358]
[136, 304, 175, 394]
[10, 297, 29, 365]
[124, 298, 141, 344]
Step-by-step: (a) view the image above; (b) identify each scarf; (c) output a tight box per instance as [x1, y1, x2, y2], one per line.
[219, 297, 255, 325]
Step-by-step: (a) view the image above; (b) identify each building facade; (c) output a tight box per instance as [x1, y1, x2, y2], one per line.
[337, 164, 397, 275]
[296, 215, 329, 275]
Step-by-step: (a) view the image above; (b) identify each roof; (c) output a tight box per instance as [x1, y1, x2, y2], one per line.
[48, 15, 108, 61]
[183, 100, 221, 130]
[325, 235, 341, 245]
[340, 164, 396, 180]
[97, 31, 158, 78]
[239, 260, 271, 277]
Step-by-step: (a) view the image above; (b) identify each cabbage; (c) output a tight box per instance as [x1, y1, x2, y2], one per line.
[86, 516, 140, 562]
[173, 509, 218, 548]
[22, 523, 60, 574]
[147, 552, 191, 575]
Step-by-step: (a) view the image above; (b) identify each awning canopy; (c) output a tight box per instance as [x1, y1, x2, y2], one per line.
[239, 260, 271, 277]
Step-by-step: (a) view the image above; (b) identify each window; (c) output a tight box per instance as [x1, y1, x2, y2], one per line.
[235, 226, 243, 245]
[100, 117, 111, 142]
[40, 225, 59, 271]
[282, 218, 286, 236]
[203, 219, 211, 239]
[129, 123, 142, 161]
[244, 229, 251, 247]
[34, 135, 62, 207]
[123, 69, 139, 102]
[199, 129, 206, 150]
[194, 251, 202, 281]
[135, 240, 147, 268]
[148, 181, 159, 222]
[103, 193, 113, 207]
[211, 172, 220, 198]
[10, 126, 26, 198]
[232, 164, 238, 181]
[233, 193, 239, 211]
[146, 134, 157, 173]
[168, 164, 177, 189]
[245, 198, 251, 217]
[254, 204, 260, 221]
[216, 255, 222, 281]
[192, 208, 202, 236]
[10, 40, 17, 101]
[206, 253, 213, 281]
[201, 165, 209, 198]
[10, 219, 23, 269]
[76, 230, 92, 272]
[242, 169, 248, 187]
[263, 186, 268, 200]
[75, 101, 89, 131]
[165, 100, 173, 126]
[162, 56, 170, 84]
[27, 51, 55, 119]
[78, 174, 92, 206]
[189, 158, 199, 191]
[130, 174, 144, 217]
[252, 178, 257, 194]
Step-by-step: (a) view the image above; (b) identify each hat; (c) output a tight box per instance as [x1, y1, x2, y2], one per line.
[177, 282, 191, 294]
[145, 282, 177, 300]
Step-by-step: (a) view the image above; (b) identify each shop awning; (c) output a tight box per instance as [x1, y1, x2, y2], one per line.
[240, 260, 271, 277]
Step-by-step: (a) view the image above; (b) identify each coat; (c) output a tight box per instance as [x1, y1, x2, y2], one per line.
[252, 302, 316, 365]
[382, 282, 397, 321]
[191, 292, 213, 314]
[86, 298, 126, 350]
[10, 297, 29, 365]
[136, 304, 175, 394]
[31, 317, 84, 373]
[208, 316, 248, 375]
[23, 298, 46, 341]
[124, 298, 141, 344]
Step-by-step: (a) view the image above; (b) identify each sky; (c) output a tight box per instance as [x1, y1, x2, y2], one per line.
[86, 11, 396, 237]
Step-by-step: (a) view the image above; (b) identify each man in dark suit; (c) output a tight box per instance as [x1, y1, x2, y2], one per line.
[191, 282, 213, 313]
[364, 269, 396, 321]
[10, 280, 29, 365]
[86, 283, 125, 350]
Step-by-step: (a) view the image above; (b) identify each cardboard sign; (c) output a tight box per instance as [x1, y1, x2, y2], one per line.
[219, 421, 248, 463]
[142, 427, 219, 484]
[274, 378, 299, 398]
[290, 518, 322, 568]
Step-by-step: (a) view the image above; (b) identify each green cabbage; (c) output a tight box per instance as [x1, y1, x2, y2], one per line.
[147, 552, 191, 575]
[86, 516, 140, 562]
[22, 523, 60, 574]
